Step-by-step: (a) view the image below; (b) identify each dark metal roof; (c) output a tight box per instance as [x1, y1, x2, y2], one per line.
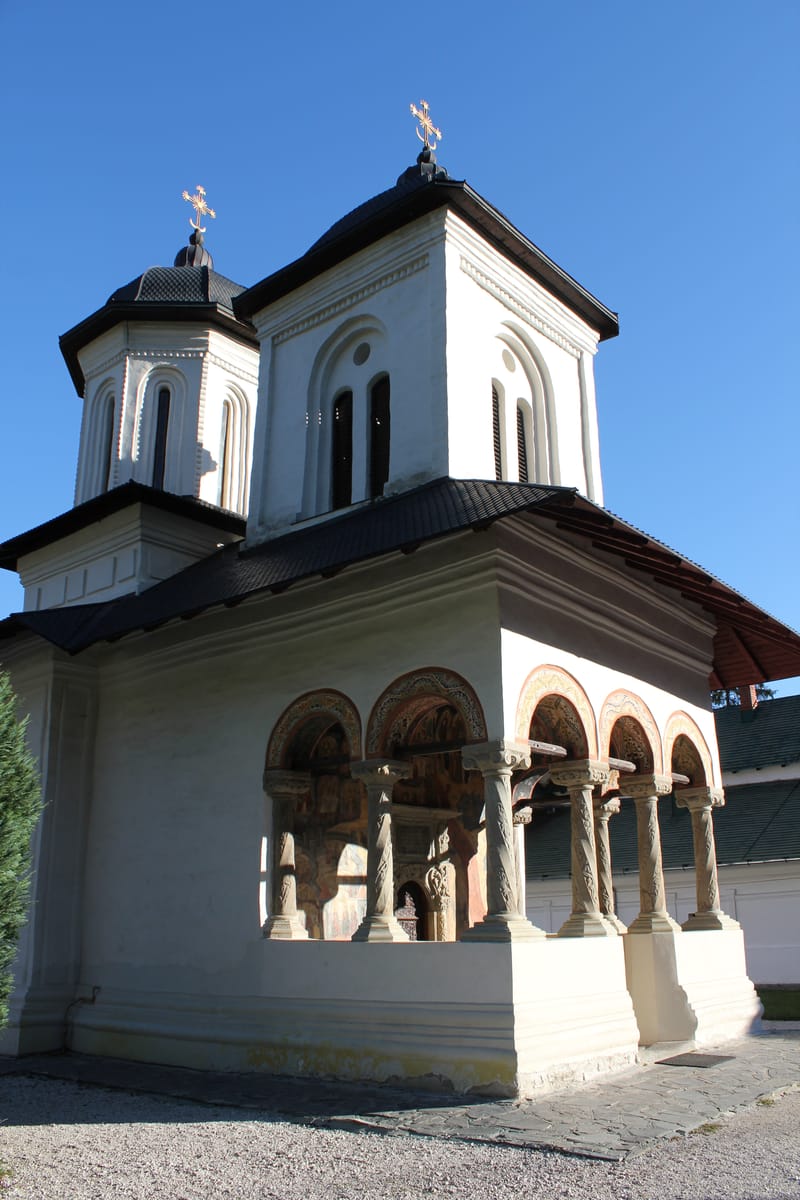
[0, 482, 246, 571]
[235, 168, 619, 343]
[59, 265, 257, 395]
[716, 696, 800, 772]
[2, 478, 799, 688]
[526, 778, 800, 880]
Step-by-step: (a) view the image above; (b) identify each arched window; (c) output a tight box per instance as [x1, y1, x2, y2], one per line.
[218, 400, 233, 508]
[152, 386, 170, 490]
[369, 375, 390, 499]
[516, 403, 529, 484]
[331, 389, 353, 510]
[97, 393, 116, 493]
[492, 385, 503, 480]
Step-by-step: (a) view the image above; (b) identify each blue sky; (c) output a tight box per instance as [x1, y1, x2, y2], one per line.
[1, 1, 798, 694]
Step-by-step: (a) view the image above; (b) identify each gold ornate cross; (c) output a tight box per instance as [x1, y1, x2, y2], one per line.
[181, 185, 217, 232]
[409, 100, 442, 150]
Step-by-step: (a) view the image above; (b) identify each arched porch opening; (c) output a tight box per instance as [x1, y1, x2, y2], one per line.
[365, 669, 488, 939]
[264, 691, 366, 940]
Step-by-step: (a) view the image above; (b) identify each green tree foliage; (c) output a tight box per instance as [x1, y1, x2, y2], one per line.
[711, 683, 777, 709]
[0, 670, 41, 1029]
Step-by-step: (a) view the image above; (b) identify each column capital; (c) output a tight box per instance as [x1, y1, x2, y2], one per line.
[625, 773, 674, 800]
[262, 768, 311, 797]
[593, 794, 621, 818]
[675, 785, 725, 812]
[349, 759, 408, 788]
[461, 739, 531, 775]
[512, 805, 533, 826]
[549, 759, 611, 791]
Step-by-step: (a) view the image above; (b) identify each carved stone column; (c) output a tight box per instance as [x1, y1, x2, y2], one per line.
[513, 805, 532, 918]
[677, 786, 739, 930]
[593, 795, 626, 934]
[351, 760, 410, 942]
[262, 769, 311, 940]
[625, 774, 680, 934]
[549, 760, 613, 937]
[461, 741, 546, 941]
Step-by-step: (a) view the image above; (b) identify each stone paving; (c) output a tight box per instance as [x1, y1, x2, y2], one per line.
[2, 1030, 799, 1161]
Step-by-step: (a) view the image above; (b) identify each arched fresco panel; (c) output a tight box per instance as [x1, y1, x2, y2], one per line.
[599, 690, 663, 773]
[266, 689, 362, 769]
[515, 665, 598, 759]
[366, 667, 487, 757]
[664, 711, 714, 786]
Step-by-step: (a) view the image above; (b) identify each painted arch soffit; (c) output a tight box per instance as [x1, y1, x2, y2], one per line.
[266, 689, 362, 769]
[598, 690, 664, 774]
[515, 665, 598, 759]
[663, 711, 714, 787]
[366, 667, 488, 758]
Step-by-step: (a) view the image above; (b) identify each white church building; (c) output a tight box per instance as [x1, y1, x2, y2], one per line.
[3, 121, 800, 1096]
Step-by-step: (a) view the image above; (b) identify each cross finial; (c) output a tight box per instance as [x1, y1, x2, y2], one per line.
[181, 185, 217, 233]
[409, 100, 442, 151]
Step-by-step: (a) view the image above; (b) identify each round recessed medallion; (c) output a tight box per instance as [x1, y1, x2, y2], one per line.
[353, 342, 371, 366]
[502, 348, 516, 372]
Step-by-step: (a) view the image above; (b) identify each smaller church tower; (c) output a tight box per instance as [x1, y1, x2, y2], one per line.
[8, 189, 258, 611]
[61, 187, 259, 516]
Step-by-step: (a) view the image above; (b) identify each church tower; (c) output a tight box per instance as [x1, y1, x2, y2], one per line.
[236, 107, 617, 544]
[10, 189, 257, 611]
[61, 187, 259, 515]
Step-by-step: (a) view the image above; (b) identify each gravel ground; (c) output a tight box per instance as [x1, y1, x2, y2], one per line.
[1, 1075, 799, 1200]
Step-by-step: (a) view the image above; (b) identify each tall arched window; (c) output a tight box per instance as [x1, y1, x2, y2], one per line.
[97, 393, 116, 493]
[218, 400, 233, 508]
[492, 385, 503, 480]
[152, 386, 170, 490]
[369, 375, 390, 499]
[331, 390, 353, 510]
[516, 403, 529, 484]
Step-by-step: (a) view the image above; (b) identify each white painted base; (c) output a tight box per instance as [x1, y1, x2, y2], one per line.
[624, 927, 762, 1046]
[66, 940, 640, 1097]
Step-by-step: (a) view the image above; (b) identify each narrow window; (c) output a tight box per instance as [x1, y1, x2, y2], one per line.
[517, 403, 529, 483]
[492, 386, 502, 480]
[98, 394, 115, 492]
[218, 400, 232, 508]
[331, 390, 353, 509]
[369, 375, 391, 499]
[152, 387, 170, 490]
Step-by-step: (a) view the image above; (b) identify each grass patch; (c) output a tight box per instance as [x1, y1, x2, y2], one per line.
[757, 1096, 776, 1107]
[756, 987, 800, 1021]
[696, 1122, 722, 1135]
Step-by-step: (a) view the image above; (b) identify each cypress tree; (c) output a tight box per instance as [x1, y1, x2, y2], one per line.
[0, 670, 41, 1029]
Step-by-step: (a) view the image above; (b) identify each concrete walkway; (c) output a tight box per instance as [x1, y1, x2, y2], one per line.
[2, 1030, 799, 1161]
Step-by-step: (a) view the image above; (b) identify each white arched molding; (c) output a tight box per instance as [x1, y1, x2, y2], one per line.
[217, 384, 251, 514]
[494, 324, 557, 485]
[77, 379, 118, 502]
[133, 366, 189, 492]
[302, 315, 388, 517]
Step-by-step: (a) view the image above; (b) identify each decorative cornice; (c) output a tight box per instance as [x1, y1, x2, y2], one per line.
[86, 347, 258, 387]
[459, 256, 581, 359]
[272, 253, 430, 347]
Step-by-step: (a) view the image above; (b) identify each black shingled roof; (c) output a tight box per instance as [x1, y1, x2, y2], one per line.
[716, 696, 800, 773]
[3, 478, 800, 687]
[235, 167, 619, 342]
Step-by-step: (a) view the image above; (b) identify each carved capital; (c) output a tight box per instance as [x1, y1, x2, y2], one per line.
[262, 768, 311, 800]
[513, 805, 533, 826]
[350, 759, 408, 789]
[593, 794, 621, 818]
[675, 785, 725, 812]
[625, 773, 673, 800]
[549, 759, 611, 791]
[461, 739, 531, 776]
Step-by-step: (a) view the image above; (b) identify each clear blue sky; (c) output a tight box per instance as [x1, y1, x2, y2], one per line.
[1, 1, 798, 694]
